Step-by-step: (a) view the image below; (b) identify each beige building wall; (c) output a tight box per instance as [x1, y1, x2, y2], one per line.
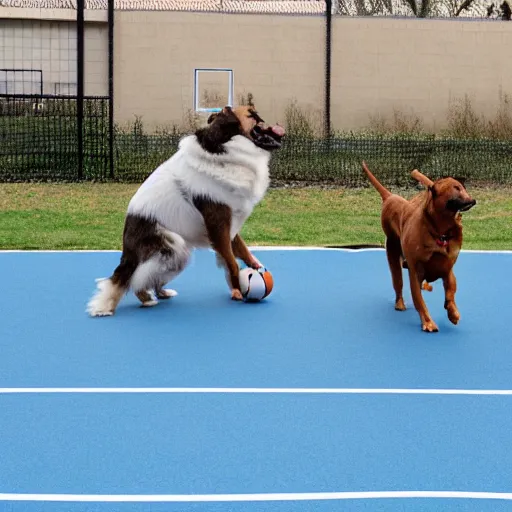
[331, 16, 512, 132]
[114, 11, 325, 131]
[0, 14, 107, 96]
[115, 12, 512, 134]
[83, 21, 108, 97]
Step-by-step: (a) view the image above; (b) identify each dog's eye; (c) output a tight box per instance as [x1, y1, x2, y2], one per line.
[248, 111, 264, 123]
[455, 186, 461, 191]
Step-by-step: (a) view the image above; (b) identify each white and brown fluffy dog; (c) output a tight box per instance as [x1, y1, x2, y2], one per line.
[86, 105, 285, 317]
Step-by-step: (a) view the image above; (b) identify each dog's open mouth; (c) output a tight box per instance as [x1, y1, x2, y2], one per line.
[447, 198, 477, 212]
[250, 124, 285, 150]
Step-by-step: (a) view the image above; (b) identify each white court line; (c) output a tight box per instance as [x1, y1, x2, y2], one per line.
[2, 387, 512, 395]
[0, 247, 511, 254]
[2, 491, 512, 502]
[0, 246, 357, 253]
[0, 247, 360, 253]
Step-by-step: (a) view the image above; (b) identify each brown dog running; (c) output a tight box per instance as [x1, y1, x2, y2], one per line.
[362, 161, 476, 332]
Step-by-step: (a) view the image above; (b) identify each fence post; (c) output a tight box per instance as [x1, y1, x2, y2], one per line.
[77, 0, 85, 180]
[324, 0, 332, 138]
[108, 0, 115, 179]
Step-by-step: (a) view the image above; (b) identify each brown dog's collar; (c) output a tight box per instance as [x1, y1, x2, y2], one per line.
[424, 209, 455, 248]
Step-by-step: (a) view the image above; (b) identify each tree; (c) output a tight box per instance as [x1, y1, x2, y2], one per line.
[403, 0, 432, 16]
[333, 0, 504, 17]
[487, 1, 512, 19]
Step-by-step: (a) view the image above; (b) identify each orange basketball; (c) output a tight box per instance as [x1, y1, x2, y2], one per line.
[239, 267, 274, 301]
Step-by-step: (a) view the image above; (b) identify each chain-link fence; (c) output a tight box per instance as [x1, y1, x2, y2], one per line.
[111, 131, 512, 187]
[0, 94, 110, 181]
[0, 4, 114, 182]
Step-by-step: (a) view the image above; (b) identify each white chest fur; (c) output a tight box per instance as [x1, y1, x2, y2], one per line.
[127, 134, 271, 247]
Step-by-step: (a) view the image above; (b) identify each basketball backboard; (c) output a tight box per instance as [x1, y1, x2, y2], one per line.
[194, 68, 234, 113]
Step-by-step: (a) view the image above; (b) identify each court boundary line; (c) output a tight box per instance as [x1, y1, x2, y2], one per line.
[2, 491, 512, 502]
[0, 247, 511, 254]
[2, 387, 512, 395]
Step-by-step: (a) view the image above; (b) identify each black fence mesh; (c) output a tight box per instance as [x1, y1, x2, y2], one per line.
[113, 132, 512, 187]
[0, 94, 109, 182]
[2, 94, 512, 187]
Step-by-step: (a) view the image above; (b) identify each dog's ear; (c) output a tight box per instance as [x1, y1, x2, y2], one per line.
[428, 185, 437, 199]
[207, 107, 238, 127]
[453, 176, 467, 189]
[207, 113, 219, 124]
[195, 106, 242, 154]
[220, 106, 241, 127]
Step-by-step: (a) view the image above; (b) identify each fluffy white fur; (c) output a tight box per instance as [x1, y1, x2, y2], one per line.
[86, 278, 118, 317]
[127, 134, 272, 247]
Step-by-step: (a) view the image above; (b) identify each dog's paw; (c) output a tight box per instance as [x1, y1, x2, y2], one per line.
[248, 255, 263, 269]
[422, 281, 433, 292]
[86, 284, 115, 317]
[422, 320, 439, 333]
[395, 298, 407, 311]
[140, 300, 158, 308]
[156, 288, 178, 299]
[231, 289, 244, 301]
[447, 307, 460, 325]
[88, 308, 114, 317]
[444, 300, 460, 325]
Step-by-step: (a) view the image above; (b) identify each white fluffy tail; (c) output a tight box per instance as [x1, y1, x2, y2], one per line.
[86, 277, 126, 317]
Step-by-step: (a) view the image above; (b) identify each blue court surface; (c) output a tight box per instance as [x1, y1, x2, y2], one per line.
[2, 248, 512, 512]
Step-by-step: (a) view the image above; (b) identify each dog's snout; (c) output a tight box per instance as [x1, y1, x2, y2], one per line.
[446, 196, 476, 212]
[458, 198, 476, 212]
[460, 199, 476, 212]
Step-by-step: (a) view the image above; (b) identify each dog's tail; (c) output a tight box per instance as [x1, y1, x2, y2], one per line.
[86, 252, 138, 317]
[411, 169, 434, 188]
[86, 275, 128, 317]
[362, 161, 392, 201]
